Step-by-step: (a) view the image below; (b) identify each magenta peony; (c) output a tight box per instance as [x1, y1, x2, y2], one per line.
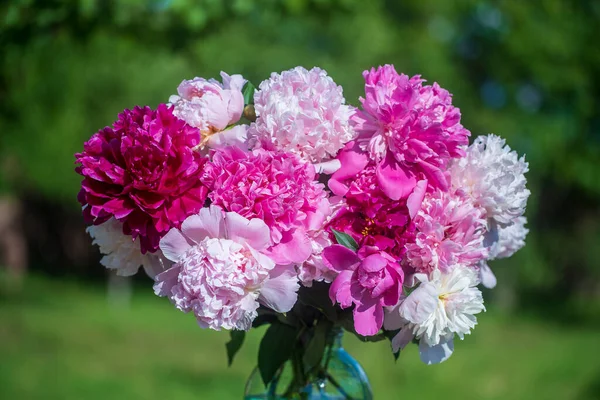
[328, 162, 426, 259]
[405, 190, 488, 274]
[154, 205, 298, 331]
[353, 65, 470, 200]
[200, 146, 329, 265]
[76, 104, 209, 253]
[324, 245, 404, 336]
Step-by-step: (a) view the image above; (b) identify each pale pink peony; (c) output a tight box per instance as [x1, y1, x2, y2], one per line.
[76, 104, 209, 254]
[405, 190, 488, 274]
[353, 65, 470, 200]
[324, 245, 404, 336]
[154, 205, 299, 331]
[201, 146, 329, 265]
[248, 66, 356, 166]
[169, 72, 247, 150]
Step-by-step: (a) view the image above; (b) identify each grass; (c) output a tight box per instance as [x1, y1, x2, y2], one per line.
[1, 275, 599, 400]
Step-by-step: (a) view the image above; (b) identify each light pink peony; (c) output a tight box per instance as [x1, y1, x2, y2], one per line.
[324, 245, 404, 336]
[248, 66, 356, 166]
[76, 104, 209, 253]
[353, 65, 470, 200]
[169, 72, 247, 150]
[405, 190, 488, 274]
[154, 205, 299, 331]
[201, 146, 330, 265]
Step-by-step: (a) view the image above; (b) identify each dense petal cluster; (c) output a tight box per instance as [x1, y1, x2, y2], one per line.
[384, 267, 485, 364]
[324, 245, 404, 336]
[76, 105, 209, 253]
[87, 218, 165, 277]
[450, 134, 530, 226]
[201, 146, 329, 265]
[154, 206, 299, 331]
[248, 66, 356, 165]
[405, 190, 488, 274]
[328, 162, 425, 259]
[354, 65, 470, 199]
[169, 72, 247, 150]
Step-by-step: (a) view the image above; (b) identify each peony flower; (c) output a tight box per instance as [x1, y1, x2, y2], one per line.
[201, 146, 329, 265]
[328, 161, 426, 259]
[87, 218, 168, 278]
[169, 72, 247, 150]
[405, 190, 488, 274]
[384, 266, 485, 364]
[449, 134, 530, 226]
[154, 205, 299, 331]
[76, 104, 209, 254]
[353, 65, 470, 200]
[248, 66, 356, 167]
[324, 245, 404, 336]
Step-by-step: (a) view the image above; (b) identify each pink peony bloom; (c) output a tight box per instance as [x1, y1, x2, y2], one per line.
[76, 104, 209, 253]
[405, 190, 488, 274]
[201, 146, 329, 265]
[328, 162, 426, 259]
[323, 245, 404, 336]
[154, 205, 299, 331]
[169, 72, 247, 150]
[248, 66, 356, 166]
[353, 65, 470, 200]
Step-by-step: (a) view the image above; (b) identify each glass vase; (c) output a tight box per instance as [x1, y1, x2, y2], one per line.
[244, 327, 373, 400]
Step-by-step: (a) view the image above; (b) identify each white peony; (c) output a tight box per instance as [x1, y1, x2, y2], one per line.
[384, 266, 485, 364]
[87, 218, 166, 278]
[450, 134, 530, 226]
[248, 66, 357, 167]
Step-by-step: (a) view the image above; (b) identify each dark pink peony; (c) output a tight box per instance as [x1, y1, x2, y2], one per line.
[200, 146, 329, 265]
[353, 65, 470, 200]
[328, 161, 426, 259]
[76, 104, 209, 253]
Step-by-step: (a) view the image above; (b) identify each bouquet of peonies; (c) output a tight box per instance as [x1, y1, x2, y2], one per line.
[76, 65, 529, 390]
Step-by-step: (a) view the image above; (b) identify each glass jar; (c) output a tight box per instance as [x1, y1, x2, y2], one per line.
[244, 327, 373, 400]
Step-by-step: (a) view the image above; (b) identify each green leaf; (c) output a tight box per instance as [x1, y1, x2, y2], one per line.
[258, 321, 298, 386]
[331, 229, 358, 251]
[242, 81, 255, 105]
[302, 320, 332, 373]
[225, 330, 246, 366]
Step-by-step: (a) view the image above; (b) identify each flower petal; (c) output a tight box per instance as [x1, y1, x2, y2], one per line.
[323, 244, 360, 273]
[353, 299, 384, 336]
[181, 205, 225, 243]
[419, 337, 454, 365]
[224, 211, 271, 250]
[259, 265, 299, 313]
[376, 152, 417, 200]
[159, 228, 192, 262]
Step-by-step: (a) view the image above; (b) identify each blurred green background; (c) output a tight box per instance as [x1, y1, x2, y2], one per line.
[1, 1, 599, 399]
